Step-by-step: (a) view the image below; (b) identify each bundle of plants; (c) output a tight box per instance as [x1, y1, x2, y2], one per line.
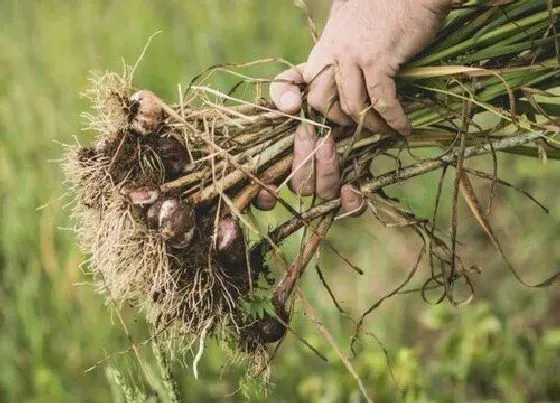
[63, 0, 560, 380]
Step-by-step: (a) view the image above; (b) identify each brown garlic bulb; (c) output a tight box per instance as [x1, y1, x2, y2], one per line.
[215, 218, 246, 272]
[216, 218, 243, 252]
[153, 136, 188, 180]
[130, 90, 165, 135]
[121, 185, 159, 206]
[146, 198, 195, 248]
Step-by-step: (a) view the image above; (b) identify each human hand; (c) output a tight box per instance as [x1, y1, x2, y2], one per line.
[255, 0, 450, 213]
[300, 0, 450, 134]
[255, 65, 367, 215]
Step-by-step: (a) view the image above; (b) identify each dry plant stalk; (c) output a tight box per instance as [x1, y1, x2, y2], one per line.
[63, 1, 560, 389]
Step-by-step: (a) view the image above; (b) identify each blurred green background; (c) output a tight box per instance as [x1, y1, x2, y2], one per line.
[1, 1, 560, 402]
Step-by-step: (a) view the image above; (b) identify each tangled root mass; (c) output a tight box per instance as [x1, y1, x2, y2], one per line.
[64, 72, 277, 370]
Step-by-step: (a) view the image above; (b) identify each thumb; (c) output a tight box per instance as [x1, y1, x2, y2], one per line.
[270, 64, 305, 115]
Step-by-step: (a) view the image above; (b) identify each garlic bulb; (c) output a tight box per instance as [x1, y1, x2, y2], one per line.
[130, 90, 165, 135]
[147, 198, 195, 248]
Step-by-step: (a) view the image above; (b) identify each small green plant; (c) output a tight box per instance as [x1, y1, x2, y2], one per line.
[243, 295, 276, 321]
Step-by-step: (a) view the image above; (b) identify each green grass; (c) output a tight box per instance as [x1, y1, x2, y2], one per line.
[1, 1, 560, 402]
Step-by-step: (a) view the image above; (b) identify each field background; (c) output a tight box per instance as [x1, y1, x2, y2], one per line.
[1, 1, 560, 402]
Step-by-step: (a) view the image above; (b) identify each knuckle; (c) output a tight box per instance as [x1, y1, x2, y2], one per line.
[368, 91, 390, 115]
[317, 150, 339, 169]
[374, 101, 389, 115]
[359, 52, 382, 69]
[361, 53, 395, 74]
[366, 79, 381, 94]
[302, 68, 314, 83]
[318, 165, 339, 179]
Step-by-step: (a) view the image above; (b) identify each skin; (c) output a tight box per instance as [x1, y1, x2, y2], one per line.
[256, 0, 452, 213]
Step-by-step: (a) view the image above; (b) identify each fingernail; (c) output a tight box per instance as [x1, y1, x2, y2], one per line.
[279, 90, 301, 113]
